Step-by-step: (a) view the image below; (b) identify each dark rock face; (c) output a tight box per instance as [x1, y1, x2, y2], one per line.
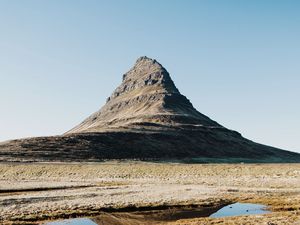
[0, 56, 299, 162]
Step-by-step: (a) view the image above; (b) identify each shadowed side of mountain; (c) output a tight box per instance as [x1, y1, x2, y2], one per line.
[0, 129, 299, 163]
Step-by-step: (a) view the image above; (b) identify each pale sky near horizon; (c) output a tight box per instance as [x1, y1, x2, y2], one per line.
[0, 0, 299, 153]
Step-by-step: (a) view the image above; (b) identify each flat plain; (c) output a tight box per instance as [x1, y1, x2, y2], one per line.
[0, 162, 300, 224]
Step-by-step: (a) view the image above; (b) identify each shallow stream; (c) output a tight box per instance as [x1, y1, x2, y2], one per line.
[45, 202, 270, 224]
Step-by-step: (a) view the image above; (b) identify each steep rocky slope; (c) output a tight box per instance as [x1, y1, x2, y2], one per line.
[0, 56, 299, 162]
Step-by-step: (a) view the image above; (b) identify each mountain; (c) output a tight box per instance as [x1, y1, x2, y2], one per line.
[0, 56, 299, 162]
[66, 56, 221, 134]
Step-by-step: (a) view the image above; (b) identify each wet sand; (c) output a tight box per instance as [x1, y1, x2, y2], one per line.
[0, 162, 300, 224]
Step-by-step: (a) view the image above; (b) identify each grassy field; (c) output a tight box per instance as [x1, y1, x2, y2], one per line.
[0, 162, 300, 224]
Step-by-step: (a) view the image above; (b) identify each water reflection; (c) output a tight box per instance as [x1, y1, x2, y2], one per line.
[210, 202, 270, 218]
[46, 218, 97, 225]
[44, 202, 270, 224]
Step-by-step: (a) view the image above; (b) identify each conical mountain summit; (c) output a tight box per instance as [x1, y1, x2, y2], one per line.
[0, 56, 300, 163]
[67, 56, 220, 134]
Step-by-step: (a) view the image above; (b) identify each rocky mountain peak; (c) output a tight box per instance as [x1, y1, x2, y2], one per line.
[108, 56, 179, 102]
[66, 57, 220, 134]
[123, 56, 164, 82]
[135, 55, 159, 65]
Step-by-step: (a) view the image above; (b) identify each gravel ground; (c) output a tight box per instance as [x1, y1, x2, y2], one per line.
[0, 162, 300, 224]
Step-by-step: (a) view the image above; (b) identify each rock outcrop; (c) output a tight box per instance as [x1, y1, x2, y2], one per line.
[0, 56, 299, 162]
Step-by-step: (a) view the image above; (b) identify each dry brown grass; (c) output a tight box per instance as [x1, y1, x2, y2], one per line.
[0, 162, 300, 224]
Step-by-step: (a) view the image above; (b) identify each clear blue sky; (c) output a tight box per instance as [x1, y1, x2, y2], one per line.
[0, 0, 299, 152]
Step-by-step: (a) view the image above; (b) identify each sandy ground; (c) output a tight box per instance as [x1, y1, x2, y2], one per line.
[0, 162, 300, 224]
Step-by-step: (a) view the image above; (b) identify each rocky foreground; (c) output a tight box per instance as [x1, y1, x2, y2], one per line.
[0, 162, 300, 224]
